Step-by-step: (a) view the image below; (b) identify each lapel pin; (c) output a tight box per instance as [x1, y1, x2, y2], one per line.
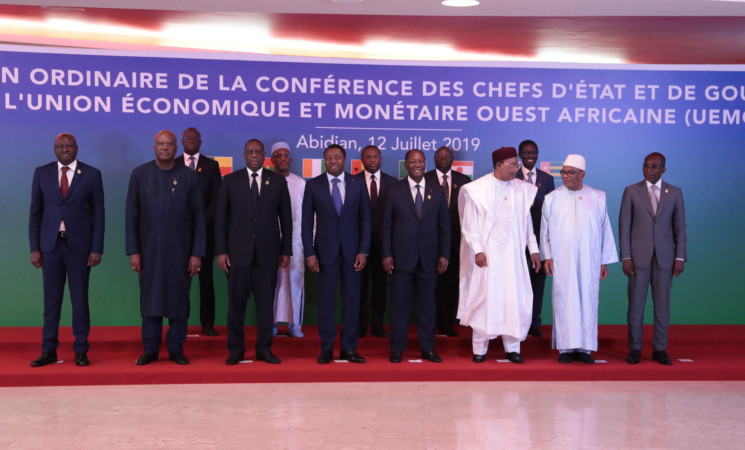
[173, 178, 178, 186]
[538, 182, 542, 187]
[265, 179, 270, 185]
[454, 184, 457, 189]
[76, 169, 81, 174]
[197, 167, 202, 172]
[427, 194, 431, 200]
[665, 189, 669, 194]
[579, 196, 583, 200]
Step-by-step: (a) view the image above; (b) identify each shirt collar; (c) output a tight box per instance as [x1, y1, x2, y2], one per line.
[407, 177, 425, 190]
[521, 166, 535, 178]
[645, 179, 662, 190]
[327, 171, 345, 183]
[364, 170, 378, 182]
[58, 160, 78, 172]
[436, 168, 451, 180]
[247, 166, 264, 178]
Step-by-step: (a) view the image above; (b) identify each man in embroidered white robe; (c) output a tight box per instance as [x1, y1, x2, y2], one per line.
[540, 154, 618, 364]
[458, 147, 541, 364]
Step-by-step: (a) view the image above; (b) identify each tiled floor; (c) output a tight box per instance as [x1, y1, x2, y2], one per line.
[1, 381, 743, 449]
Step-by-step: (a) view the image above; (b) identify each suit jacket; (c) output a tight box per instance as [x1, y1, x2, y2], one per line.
[302, 172, 372, 266]
[355, 170, 397, 253]
[176, 154, 221, 224]
[214, 168, 292, 268]
[516, 168, 555, 240]
[29, 161, 105, 255]
[424, 169, 470, 263]
[619, 180, 686, 270]
[382, 178, 451, 272]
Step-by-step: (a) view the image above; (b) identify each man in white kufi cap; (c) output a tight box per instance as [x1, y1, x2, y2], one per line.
[539, 154, 618, 364]
[270, 141, 306, 337]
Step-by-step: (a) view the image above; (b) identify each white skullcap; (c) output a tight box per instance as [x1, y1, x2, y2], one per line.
[271, 141, 290, 154]
[563, 154, 586, 171]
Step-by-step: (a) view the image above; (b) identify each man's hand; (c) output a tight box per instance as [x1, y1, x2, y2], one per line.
[530, 253, 540, 273]
[188, 256, 201, 277]
[279, 255, 290, 268]
[130, 254, 142, 274]
[306, 255, 320, 273]
[544, 259, 554, 277]
[474, 252, 487, 268]
[622, 259, 635, 278]
[30, 251, 43, 268]
[673, 260, 685, 277]
[217, 253, 231, 274]
[437, 257, 449, 275]
[354, 253, 367, 272]
[600, 264, 608, 280]
[382, 257, 394, 275]
[88, 252, 102, 267]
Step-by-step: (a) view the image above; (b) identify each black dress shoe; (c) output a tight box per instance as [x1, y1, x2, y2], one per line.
[318, 352, 333, 364]
[390, 352, 403, 363]
[505, 352, 524, 364]
[439, 327, 459, 337]
[136, 352, 158, 366]
[573, 352, 595, 364]
[528, 326, 543, 338]
[339, 350, 365, 363]
[558, 353, 573, 364]
[421, 351, 442, 363]
[30, 352, 57, 367]
[652, 350, 672, 366]
[256, 352, 281, 364]
[627, 349, 641, 365]
[472, 354, 486, 363]
[169, 353, 189, 365]
[371, 328, 389, 338]
[201, 326, 218, 337]
[75, 352, 90, 367]
[226, 354, 243, 365]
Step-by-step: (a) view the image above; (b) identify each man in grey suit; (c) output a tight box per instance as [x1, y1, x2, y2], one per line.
[619, 152, 686, 366]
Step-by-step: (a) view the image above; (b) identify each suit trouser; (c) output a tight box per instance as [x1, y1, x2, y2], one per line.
[389, 262, 437, 354]
[627, 252, 673, 352]
[318, 255, 361, 354]
[226, 264, 277, 358]
[41, 237, 91, 354]
[359, 245, 388, 333]
[526, 251, 547, 329]
[435, 258, 460, 331]
[141, 317, 187, 355]
[197, 253, 216, 328]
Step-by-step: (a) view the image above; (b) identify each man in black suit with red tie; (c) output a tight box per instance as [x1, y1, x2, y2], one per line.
[383, 149, 450, 363]
[215, 139, 292, 365]
[356, 145, 396, 339]
[29, 133, 105, 367]
[424, 146, 471, 337]
[515, 139, 555, 337]
[176, 127, 222, 337]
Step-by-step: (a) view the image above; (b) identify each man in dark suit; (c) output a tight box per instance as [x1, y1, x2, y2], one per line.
[215, 139, 292, 365]
[29, 133, 105, 367]
[176, 127, 222, 337]
[356, 144, 396, 339]
[383, 149, 450, 363]
[515, 139, 555, 338]
[424, 145, 471, 337]
[619, 152, 686, 365]
[302, 144, 371, 364]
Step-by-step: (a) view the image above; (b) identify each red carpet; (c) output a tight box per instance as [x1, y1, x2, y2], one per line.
[1, 325, 743, 387]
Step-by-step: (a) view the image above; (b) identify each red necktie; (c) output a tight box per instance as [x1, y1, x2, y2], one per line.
[60, 167, 70, 198]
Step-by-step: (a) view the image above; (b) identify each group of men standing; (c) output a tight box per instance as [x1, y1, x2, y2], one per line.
[27, 130, 686, 368]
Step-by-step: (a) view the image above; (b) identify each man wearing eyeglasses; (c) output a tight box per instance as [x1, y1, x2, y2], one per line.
[29, 133, 105, 367]
[539, 154, 618, 364]
[176, 127, 222, 337]
[458, 147, 541, 364]
[619, 153, 686, 366]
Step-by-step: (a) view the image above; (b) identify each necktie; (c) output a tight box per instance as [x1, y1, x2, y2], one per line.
[370, 174, 378, 205]
[527, 171, 534, 185]
[60, 166, 69, 198]
[332, 178, 343, 214]
[649, 185, 658, 216]
[442, 174, 450, 206]
[250, 172, 259, 206]
[415, 184, 423, 218]
[188, 156, 196, 171]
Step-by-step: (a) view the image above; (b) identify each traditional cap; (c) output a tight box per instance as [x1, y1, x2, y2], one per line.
[271, 141, 290, 154]
[563, 154, 586, 171]
[492, 147, 517, 166]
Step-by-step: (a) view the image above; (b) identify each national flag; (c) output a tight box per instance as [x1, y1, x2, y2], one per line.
[452, 161, 474, 179]
[398, 160, 407, 179]
[213, 157, 233, 177]
[303, 159, 326, 178]
[263, 158, 276, 172]
[350, 159, 364, 175]
[541, 161, 563, 178]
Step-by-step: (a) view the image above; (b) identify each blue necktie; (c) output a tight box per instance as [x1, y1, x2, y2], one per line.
[415, 184, 423, 218]
[332, 177, 343, 214]
[188, 156, 196, 171]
